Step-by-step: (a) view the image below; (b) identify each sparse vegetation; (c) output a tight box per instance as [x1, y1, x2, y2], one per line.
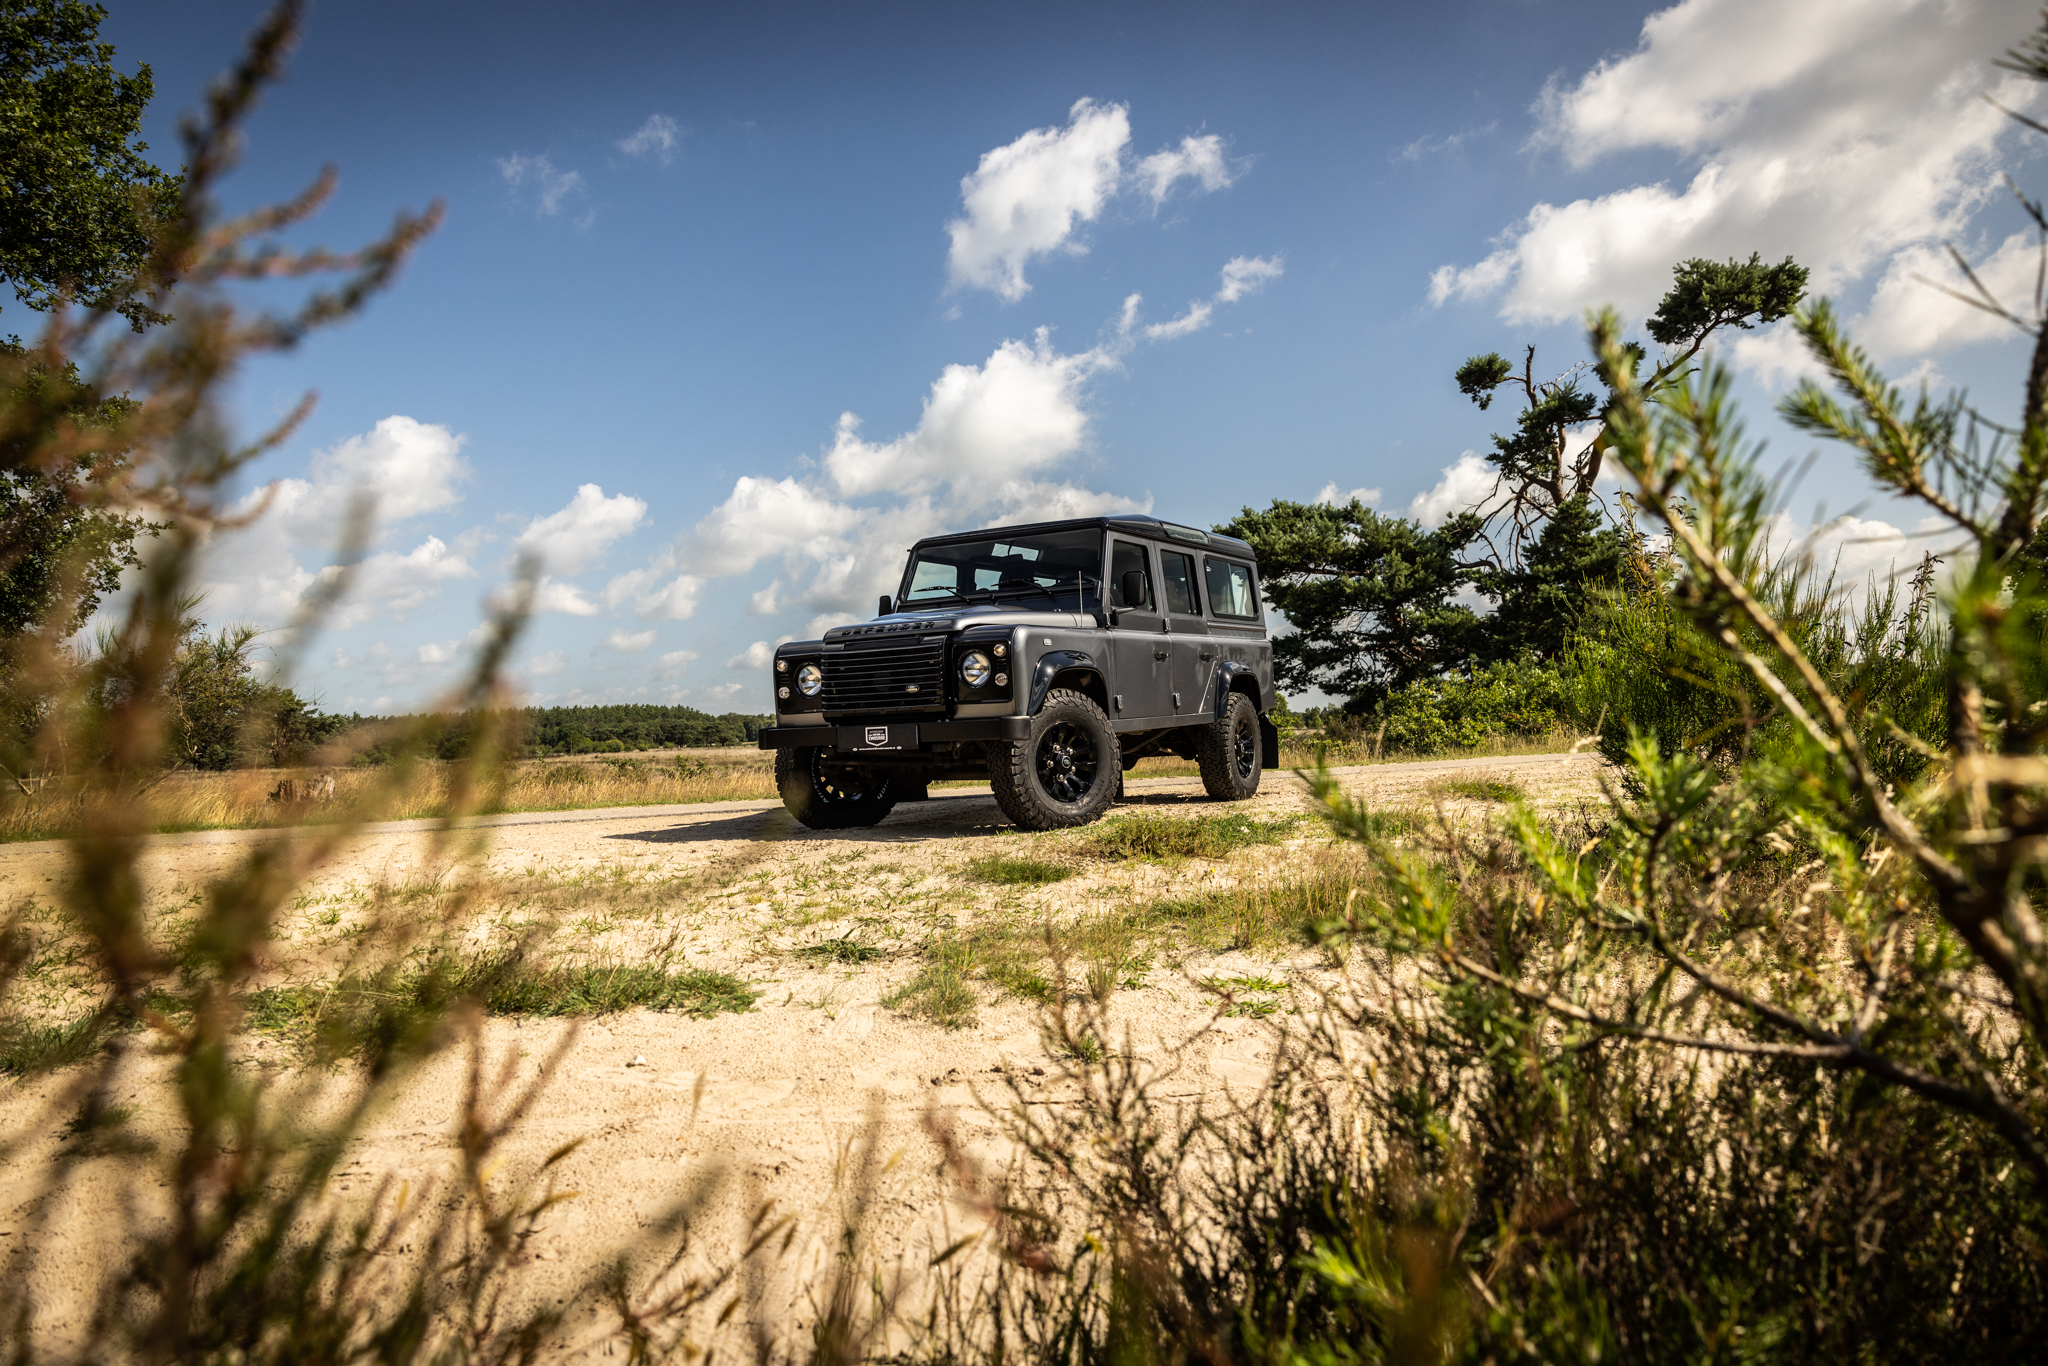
[1085, 810, 1303, 860]
[960, 852, 1073, 885]
[1426, 774, 1526, 802]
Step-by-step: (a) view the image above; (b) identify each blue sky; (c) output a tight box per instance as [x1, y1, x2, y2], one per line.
[79, 0, 2048, 714]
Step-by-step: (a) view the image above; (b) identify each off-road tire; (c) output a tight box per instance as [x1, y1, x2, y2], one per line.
[1196, 692, 1262, 802]
[775, 746, 897, 829]
[990, 688, 1120, 831]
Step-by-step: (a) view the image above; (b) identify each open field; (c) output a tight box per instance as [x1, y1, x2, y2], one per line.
[0, 752, 1602, 1354]
[0, 734, 1583, 845]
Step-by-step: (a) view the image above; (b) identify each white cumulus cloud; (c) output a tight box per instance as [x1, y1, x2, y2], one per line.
[1429, 0, 2041, 364]
[727, 641, 776, 670]
[604, 628, 656, 652]
[1409, 454, 1495, 529]
[617, 332, 1147, 630]
[513, 483, 647, 575]
[1216, 255, 1284, 302]
[1315, 483, 1383, 508]
[1134, 133, 1231, 207]
[203, 416, 477, 627]
[946, 98, 1131, 300]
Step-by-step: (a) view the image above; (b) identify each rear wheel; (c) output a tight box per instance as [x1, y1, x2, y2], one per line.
[775, 746, 897, 829]
[1196, 692, 1262, 801]
[990, 689, 1120, 830]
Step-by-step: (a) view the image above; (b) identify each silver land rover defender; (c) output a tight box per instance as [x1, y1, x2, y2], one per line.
[755, 515, 1276, 831]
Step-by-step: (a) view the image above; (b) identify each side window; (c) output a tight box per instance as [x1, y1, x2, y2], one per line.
[1204, 558, 1257, 618]
[1159, 550, 1199, 615]
[1110, 540, 1153, 609]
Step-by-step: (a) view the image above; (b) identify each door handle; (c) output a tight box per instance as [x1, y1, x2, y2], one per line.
[1198, 650, 1214, 660]
[1154, 648, 1169, 660]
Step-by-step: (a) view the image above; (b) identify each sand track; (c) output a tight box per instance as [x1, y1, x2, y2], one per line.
[0, 751, 1602, 1357]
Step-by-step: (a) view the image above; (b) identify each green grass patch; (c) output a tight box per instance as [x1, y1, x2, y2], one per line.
[0, 1011, 119, 1076]
[885, 940, 980, 1028]
[1085, 811, 1303, 860]
[1429, 776, 1526, 803]
[961, 854, 1074, 886]
[248, 955, 756, 1058]
[794, 933, 885, 964]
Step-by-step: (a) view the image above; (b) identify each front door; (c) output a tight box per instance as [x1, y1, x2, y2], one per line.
[1157, 548, 1213, 718]
[1107, 538, 1171, 723]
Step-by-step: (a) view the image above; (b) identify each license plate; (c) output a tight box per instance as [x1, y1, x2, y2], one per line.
[841, 724, 917, 751]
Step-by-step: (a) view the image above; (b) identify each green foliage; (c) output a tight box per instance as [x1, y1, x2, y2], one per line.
[1482, 494, 1624, 662]
[1218, 497, 1486, 702]
[1086, 810, 1301, 859]
[1377, 659, 1570, 754]
[1645, 252, 1809, 348]
[0, 0, 180, 330]
[248, 958, 755, 1056]
[0, 343, 154, 639]
[1431, 775, 1525, 803]
[353, 702, 775, 763]
[962, 852, 1073, 885]
[1453, 253, 1808, 564]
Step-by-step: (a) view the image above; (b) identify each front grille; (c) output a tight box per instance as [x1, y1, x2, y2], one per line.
[822, 637, 947, 714]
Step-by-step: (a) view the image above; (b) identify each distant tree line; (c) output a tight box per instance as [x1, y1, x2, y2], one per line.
[348, 703, 773, 764]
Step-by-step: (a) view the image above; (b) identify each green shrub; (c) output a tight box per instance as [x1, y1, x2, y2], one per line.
[1376, 658, 1570, 753]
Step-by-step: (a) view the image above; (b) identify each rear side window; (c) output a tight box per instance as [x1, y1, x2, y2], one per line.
[1110, 540, 1153, 609]
[1159, 550, 1199, 615]
[1204, 558, 1257, 618]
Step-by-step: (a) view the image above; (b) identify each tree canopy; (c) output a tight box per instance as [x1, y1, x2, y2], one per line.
[0, 0, 180, 331]
[1455, 253, 1807, 562]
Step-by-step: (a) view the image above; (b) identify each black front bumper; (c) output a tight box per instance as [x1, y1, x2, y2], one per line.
[757, 716, 1030, 750]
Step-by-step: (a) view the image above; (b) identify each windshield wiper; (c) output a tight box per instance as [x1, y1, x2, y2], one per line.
[904, 587, 968, 605]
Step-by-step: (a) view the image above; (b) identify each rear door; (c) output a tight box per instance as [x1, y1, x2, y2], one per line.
[1107, 538, 1171, 723]
[1158, 547, 1212, 720]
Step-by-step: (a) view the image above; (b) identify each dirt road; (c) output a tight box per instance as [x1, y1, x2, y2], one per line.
[0, 751, 1603, 1355]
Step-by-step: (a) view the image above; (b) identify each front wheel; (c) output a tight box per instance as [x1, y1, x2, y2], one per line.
[775, 747, 897, 829]
[989, 689, 1120, 831]
[1196, 692, 1262, 802]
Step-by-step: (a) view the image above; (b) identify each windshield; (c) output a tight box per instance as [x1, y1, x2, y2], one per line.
[902, 528, 1103, 606]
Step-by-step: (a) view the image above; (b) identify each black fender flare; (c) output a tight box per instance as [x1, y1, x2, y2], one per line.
[1212, 661, 1279, 769]
[1029, 650, 1102, 714]
[1212, 660, 1263, 718]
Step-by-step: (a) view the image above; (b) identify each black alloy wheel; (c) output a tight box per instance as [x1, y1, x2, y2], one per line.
[775, 745, 898, 829]
[1197, 691, 1263, 802]
[989, 687, 1119, 830]
[1233, 714, 1258, 780]
[1035, 720, 1099, 802]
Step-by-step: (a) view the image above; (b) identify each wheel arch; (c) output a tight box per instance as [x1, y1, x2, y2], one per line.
[1028, 650, 1108, 715]
[1213, 660, 1265, 717]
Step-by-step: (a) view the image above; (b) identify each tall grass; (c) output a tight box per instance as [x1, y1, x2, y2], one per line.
[0, 750, 777, 843]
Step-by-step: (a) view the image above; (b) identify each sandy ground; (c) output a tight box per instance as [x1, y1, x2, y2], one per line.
[0, 751, 1604, 1357]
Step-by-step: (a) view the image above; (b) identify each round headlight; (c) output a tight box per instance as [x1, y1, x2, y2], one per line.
[777, 686, 791, 700]
[959, 650, 992, 688]
[796, 663, 823, 697]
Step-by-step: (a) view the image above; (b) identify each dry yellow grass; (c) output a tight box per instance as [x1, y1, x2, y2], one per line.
[0, 748, 777, 844]
[0, 733, 1581, 843]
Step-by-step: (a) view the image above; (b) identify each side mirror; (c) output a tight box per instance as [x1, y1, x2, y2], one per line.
[1120, 569, 1147, 608]
[878, 594, 893, 617]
